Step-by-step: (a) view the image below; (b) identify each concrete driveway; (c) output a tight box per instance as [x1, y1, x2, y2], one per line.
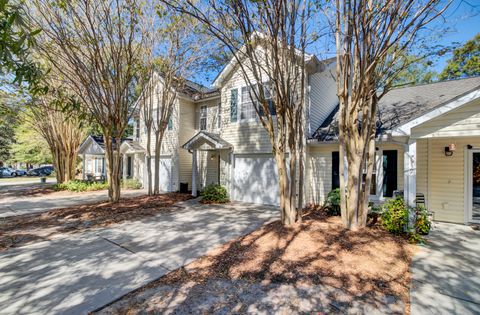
[410, 222, 480, 314]
[0, 199, 278, 314]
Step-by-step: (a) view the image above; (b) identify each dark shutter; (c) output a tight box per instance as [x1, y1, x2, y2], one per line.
[383, 150, 397, 197]
[332, 151, 340, 190]
[230, 89, 238, 122]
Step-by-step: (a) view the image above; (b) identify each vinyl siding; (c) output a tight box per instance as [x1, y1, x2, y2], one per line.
[306, 142, 404, 205]
[411, 99, 480, 139]
[418, 137, 480, 223]
[219, 65, 274, 154]
[416, 139, 429, 204]
[178, 99, 196, 190]
[308, 65, 338, 136]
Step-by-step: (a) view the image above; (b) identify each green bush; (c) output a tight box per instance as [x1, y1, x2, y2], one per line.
[201, 184, 229, 204]
[122, 178, 142, 189]
[414, 205, 431, 235]
[54, 180, 108, 192]
[325, 188, 341, 216]
[381, 196, 409, 234]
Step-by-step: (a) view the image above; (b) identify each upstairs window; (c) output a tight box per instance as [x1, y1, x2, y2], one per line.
[200, 105, 207, 130]
[135, 118, 140, 140]
[240, 86, 257, 121]
[168, 116, 173, 130]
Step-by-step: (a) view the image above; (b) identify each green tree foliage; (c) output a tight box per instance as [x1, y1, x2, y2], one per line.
[0, 0, 43, 89]
[9, 112, 51, 165]
[393, 55, 437, 86]
[440, 33, 480, 80]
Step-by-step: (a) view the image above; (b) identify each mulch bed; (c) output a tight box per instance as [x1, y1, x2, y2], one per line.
[0, 193, 192, 251]
[97, 206, 416, 314]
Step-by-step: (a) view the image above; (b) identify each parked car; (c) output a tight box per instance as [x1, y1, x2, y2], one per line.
[14, 169, 27, 176]
[27, 166, 54, 177]
[0, 167, 18, 178]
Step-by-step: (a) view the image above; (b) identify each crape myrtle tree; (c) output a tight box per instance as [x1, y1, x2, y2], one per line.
[331, 0, 451, 229]
[28, 0, 150, 202]
[28, 73, 88, 183]
[136, 6, 201, 195]
[163, 0, 315, 225]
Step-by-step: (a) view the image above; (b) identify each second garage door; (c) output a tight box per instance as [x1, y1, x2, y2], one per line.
[233, 154, 279, 206]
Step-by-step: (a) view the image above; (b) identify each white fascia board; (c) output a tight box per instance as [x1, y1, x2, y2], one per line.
[392, 89, 480, 137]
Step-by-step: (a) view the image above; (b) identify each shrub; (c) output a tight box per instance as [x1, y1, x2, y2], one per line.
[414, 205, 431, 235]
[201, 184, 229, 204]
[122, 178, 142, 189]
[54, 180, 108, 192]
[381, 196, 409, 234]
[325, 188, 341, 216]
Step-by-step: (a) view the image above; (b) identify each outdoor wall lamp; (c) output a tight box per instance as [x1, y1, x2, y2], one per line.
[444, 143, 456, 157]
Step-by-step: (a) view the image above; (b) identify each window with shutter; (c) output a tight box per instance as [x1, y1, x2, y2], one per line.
[230, 89, 238, 122]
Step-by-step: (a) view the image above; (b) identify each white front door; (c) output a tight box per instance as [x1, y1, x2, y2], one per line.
[467, 150, 480, 223]
[233, 154, 279, 206]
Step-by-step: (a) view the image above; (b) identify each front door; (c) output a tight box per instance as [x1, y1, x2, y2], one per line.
[468, 150, 480, 223]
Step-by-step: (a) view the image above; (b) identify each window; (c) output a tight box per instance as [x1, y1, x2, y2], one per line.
[200, 105, 207, 130]
[217, 102, 221, 129]
[264, 84, 276, 116]
[240, 86, 257, 121]
[135, 118, 140, 140]
[168, 116, 173, 130]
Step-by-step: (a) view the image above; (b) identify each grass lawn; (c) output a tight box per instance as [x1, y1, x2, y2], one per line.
[0, 193, 192, 251]
[96, 207, 416, 314]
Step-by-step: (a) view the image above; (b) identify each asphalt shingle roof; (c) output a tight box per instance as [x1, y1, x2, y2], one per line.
[312, 76, 480, 142]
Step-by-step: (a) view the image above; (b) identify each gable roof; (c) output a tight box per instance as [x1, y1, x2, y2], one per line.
[212, 32, 318, 88]
[78, 135, 131, 155]
[312, 76, 480, 142]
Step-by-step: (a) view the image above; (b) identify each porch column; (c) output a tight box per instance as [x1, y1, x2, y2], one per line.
[404, 140, 417, 207]
[122, 154, 127, 180]
[192, 149, 198, 197]
[82, 154, 86, 180]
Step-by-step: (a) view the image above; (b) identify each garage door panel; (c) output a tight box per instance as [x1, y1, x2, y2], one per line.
[150, 157, 172, 192]
[233, 155, 279, 206]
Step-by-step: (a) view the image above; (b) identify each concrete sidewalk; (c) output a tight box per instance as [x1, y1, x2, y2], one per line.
[410, 222, 480, 314]
[0, 200, 278, 314]
[0, 189, 146, 218]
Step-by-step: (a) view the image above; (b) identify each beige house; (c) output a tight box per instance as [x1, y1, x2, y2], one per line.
[79, 52, 480, 225]
[310, 76, 480, 224]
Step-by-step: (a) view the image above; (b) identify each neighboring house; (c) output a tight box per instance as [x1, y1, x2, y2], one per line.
[309, 76, 480, 224]
[78, 135, 134, 180]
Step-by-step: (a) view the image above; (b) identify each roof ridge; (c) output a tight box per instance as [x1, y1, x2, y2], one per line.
[391, 75, 480, 91]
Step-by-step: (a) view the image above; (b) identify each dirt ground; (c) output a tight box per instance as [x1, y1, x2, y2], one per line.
[97, 207, 416, 314]
[0, 193, 192, 251]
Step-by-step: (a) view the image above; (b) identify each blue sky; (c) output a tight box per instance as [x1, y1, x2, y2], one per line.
[195, 0, 480, 87]
[429, 0, 480, 72]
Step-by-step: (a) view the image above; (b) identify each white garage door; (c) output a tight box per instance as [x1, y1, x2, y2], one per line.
[150, 157, 172, 192]
[233, 154, 279, 206]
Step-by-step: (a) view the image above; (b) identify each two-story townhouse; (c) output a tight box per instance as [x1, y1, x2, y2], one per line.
[114, 49, 480, 226]
[119, 73, 221, 193]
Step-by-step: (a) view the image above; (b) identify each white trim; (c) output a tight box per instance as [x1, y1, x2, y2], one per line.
[466, 148, 480, 224]
[404, 140, 417, 207]
[392, 89, 480, 137]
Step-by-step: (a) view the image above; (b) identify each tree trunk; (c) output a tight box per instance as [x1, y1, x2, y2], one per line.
[146, 126, 153, 195]
[104, 134, 122, 202]
[274, 150, 296, 225]
[153, 129, 165, 195]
